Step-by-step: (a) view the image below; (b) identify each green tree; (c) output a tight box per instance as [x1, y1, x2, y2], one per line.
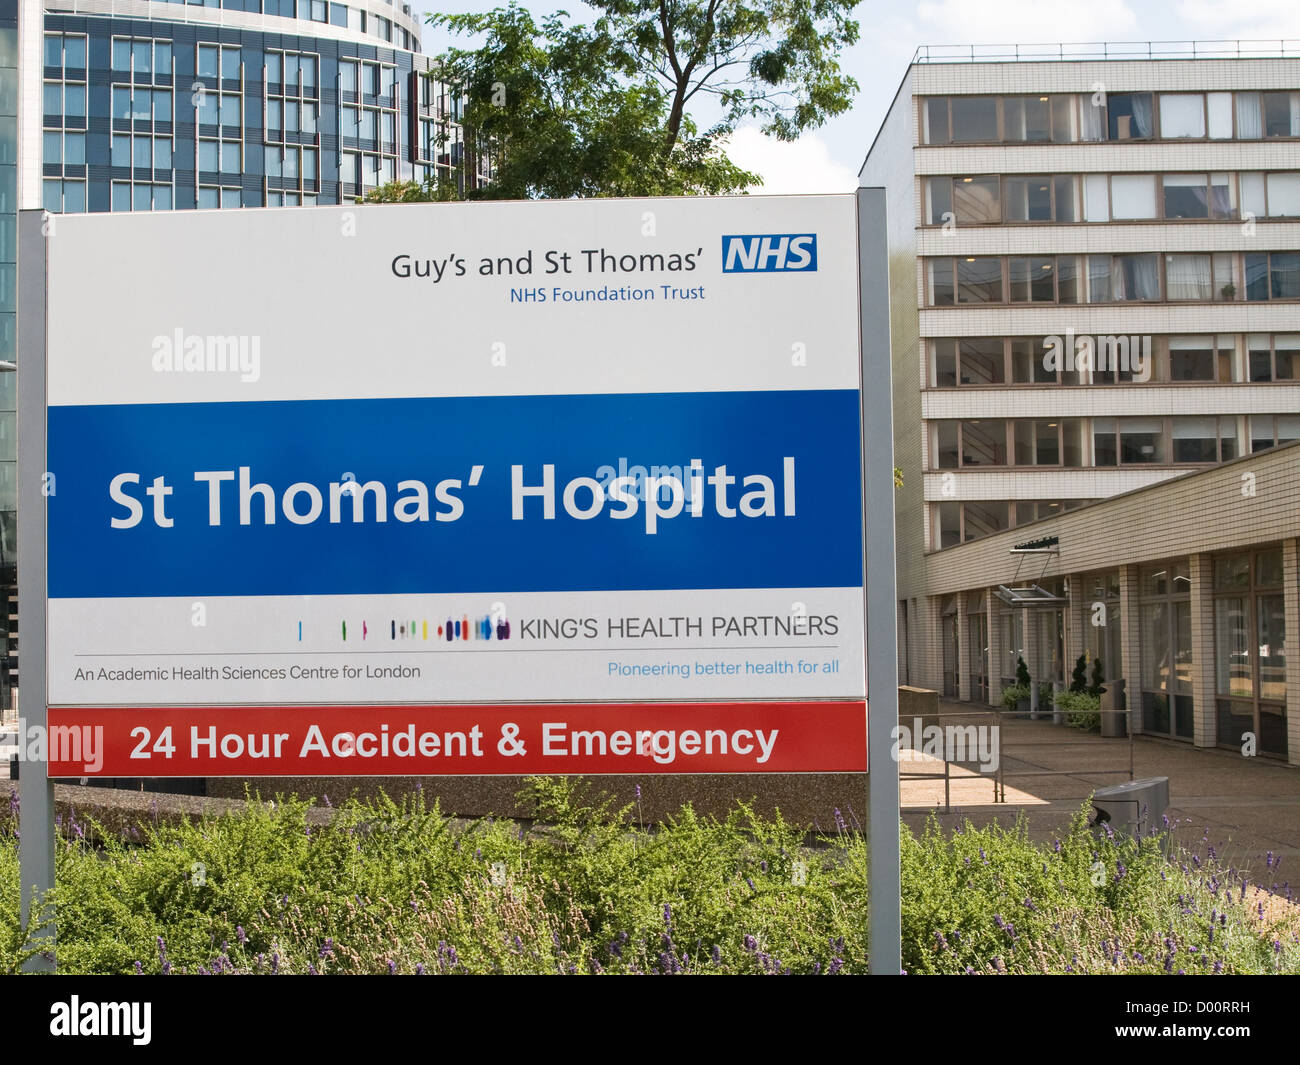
[372, 0, 859, 202]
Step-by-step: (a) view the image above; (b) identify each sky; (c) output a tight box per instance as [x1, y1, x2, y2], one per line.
[411, 0, 1300, 193]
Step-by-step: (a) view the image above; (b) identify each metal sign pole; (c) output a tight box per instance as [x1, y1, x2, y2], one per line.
[17, 209, 54, 971]
[857, 187, 901, 975]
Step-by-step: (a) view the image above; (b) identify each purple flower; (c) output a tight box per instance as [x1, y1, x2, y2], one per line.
[827, 957, 843, 975]
[236, 926, 247, 945]
[134, 961, 143, 974]
[387, 959, 397, 974]
[635, 784, 642, 801]
[711, 945, 722, 965]
[833, 808, 847, 833]
[415, 963, 426, 975]
[743, 934, 757, 952]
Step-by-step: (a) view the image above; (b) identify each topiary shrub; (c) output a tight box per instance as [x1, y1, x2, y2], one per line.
[1070, 654, 1088, 693]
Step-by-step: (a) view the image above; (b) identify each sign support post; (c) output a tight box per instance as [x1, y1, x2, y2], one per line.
[857, 187, 902, 975]
[17, 208, 55, 971]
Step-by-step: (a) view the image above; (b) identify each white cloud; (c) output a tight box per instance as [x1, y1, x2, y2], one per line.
[912, 0, 1139, 44]
[1173, 0, 1300, 42]
[723, 128, 858, 195]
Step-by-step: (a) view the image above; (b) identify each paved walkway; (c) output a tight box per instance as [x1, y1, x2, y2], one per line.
[901, 700, 1300, 885]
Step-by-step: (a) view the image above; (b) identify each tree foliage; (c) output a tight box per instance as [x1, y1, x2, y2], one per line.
[398, 0, 858, 200]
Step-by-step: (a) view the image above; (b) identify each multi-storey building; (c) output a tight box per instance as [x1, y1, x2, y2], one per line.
[0, 0, 488, 710]
[860, 44, 1300, 761]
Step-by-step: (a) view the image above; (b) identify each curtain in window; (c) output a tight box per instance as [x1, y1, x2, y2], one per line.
[1236, 93, 1263, 139]
[1209, 173, 1233, 217]
[1087, 255, 1112, 302]
[1115, 255, 1158, 301]
[1079, 94, 1104, 141]
[1293, 93, 1300, 136]
[1166, 254, 1212, 300]
[1130, 94, 1153, 137]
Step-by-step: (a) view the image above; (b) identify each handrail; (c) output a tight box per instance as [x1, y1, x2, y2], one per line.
[912, 40, 1300, 64]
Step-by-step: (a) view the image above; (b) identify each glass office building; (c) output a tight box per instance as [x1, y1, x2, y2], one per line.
[0, 0, 487, 708]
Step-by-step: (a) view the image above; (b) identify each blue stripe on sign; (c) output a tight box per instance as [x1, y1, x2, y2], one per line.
[47, 390, 864, 598]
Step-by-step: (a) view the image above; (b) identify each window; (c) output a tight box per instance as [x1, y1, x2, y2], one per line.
[1121, 418, 1165, 463]
[1087, 253, 1158, 302]
[1162, 174, 1207, 219]
[1265, 173, 1300, 217]
[955, 257, 1001, 304]
[1165, 254, 1213, 301]
[1094, 418, 1170, 465]
[1167, 335, 1232, 382]
[1107, 92, 1153, 140]
[1214, 549, 1286, 757]
[1012, 419, 1082, 466]
[1250, 414, 1300, 452]
[1003, 176, 1049, 221]
[1171, 416, 1236, 463]
[41, 178, 86, 213]
[1245, 252, 1300, 300]
[1159, 93, 1205, 138]
[1008, 256, 1058, 303]
[1247, 334, 1300, 382]
[1140, 560, 1193, 739]
[1110, 174, 1156, 219]
[1262, 92, 1300, 138]
[950, 97, 998, 142]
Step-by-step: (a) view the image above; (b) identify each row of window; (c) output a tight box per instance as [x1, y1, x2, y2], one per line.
[91, 0, 417, 51]
[927, 252, 1299, 306]
[933, 414, 1297, 471]
[932, 498, 1094, 548]
[924, 170, 1300, 225]
[922, 90, 1300, 146]
[109, 38, 174, 80]
[931, 333, 1300, 387]
[339, 59, 399, 102]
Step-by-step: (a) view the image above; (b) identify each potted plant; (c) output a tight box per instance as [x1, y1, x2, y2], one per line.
[1001, 683, 1030, 714]
[1220, 282, 1237, 301]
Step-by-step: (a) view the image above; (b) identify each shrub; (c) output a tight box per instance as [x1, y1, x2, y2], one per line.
[1000, 684, 1029, 711]
[3, 782, 1298, 975]
[1055, 690, 1101, 731]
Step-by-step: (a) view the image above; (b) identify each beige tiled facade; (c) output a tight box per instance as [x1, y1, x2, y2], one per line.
[861, 52, 1300, 763]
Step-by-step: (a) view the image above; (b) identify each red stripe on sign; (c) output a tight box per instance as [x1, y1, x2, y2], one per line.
[45, 702, 867, 777]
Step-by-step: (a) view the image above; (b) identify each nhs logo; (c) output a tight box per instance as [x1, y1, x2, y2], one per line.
[721, 234, 818, 273]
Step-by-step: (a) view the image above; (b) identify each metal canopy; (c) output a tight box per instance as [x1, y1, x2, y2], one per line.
[995, 582, 1068, 606]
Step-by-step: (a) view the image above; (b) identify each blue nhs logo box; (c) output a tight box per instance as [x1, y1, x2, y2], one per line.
[721, 233, 818, 273]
